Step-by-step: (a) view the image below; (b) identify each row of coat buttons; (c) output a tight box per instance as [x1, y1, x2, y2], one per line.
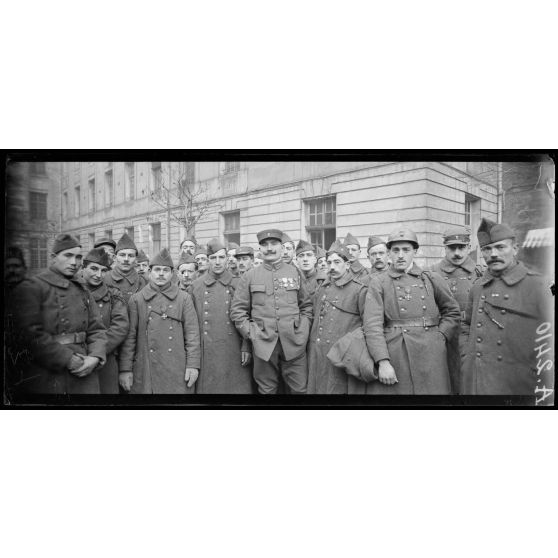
[481, 294, 510, 300]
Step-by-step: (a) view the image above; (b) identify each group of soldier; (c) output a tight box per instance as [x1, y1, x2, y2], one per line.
[5, 217, 554, 401]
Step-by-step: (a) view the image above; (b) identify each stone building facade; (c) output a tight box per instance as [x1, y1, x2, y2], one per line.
[56, 160, 500, 269]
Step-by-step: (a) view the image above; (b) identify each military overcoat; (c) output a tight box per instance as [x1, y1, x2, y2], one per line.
[461, 262, 554, 396]
[119, 282, 201, 394]
[363, 264, 460, 395]
[230, 260, 313, 362]
[307, 272, 369, 394]
[189, 270, 253, 394]
[104, 267, 146, 304]
[85, 283, 129, 394]
[430, 256, 482, 393]
[13, 267, 107, 394]
[349, 260, 369, 280]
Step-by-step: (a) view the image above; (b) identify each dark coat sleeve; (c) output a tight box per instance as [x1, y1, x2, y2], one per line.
[181, 292, 201, 369]
[84, 293, 107, 366]
[362, 276, 391, 362]
[119, 295, 139, 373]
[230, 272, 252, 340]
[13, 280, 74, 372]
[428, 272, 461, 340]
[106, 289, 129, 354]
[297, 275, 314, 322]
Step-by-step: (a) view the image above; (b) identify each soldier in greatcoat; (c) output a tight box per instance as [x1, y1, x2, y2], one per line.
[344, 233, 370, 280]
[429, 226, 483, 394]
[80, 248, 129, 394]
[367, 236, 390, 276]
[189, 238, 253, 393]
[295, 240, 321, 299]
[461, 218, 554, 400]
[104, 232, 146, 304]
[230, 229, 313, 394]
[118, 248, 201, 394]
[363, 228, 460, 395]
[235, 246, 255, 276]
[12, 234, 107, 395]
[307, 241, 369, 394]
[194, 246, 209, 280]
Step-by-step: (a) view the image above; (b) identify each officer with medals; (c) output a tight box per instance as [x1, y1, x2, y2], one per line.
[230, 229, 313, 394]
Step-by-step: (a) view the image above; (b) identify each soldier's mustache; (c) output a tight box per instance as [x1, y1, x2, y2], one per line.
[489, 258, 504, 263]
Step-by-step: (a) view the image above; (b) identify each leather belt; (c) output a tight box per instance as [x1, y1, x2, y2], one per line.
[385, 317, 440, 328]
[53, 332, 87, 345]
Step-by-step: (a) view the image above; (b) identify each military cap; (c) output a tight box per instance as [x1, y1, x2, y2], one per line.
[52, 233, 81, 254]
[227, 242, 240, 251]
[344, 232, 361, 248]
[367, 235, 386, 252]
[281, 232, 294, 246]
[6, 246, 26, 265]
[257, 229, 283, 244]
[295, 240, 315, 256]
[316, 246, 327, 260]
[94, 237, 116, 250]
[180, 235, 197, 247]
[207, 238, 227, 255]
[177, 253, 196, 268]
[136, 249, 149, 263]
[386, 228, 419, 249]
[442, 226, 471, 246]
[477, 218, 515, 248]
[115, 232, 138, 254]
[194, 245, 208, 256]
[327, 240, 350, 261]
[83, 247, 112, 269]
[150, 248, 174, 268]
[235, 245, 254, 258]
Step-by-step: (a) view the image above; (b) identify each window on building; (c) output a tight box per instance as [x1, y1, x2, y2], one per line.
[104, 229, 113, 240]
[63, 192, 69, 219]
[30, 192, 47, 220]
[74, 186, 81, 217]
[464, 194, 481, 228]
[305, 196, 336, 250]
[223, 211, 240, 245]
[105, 168, 113, 206]
[151, 162, 162, 193]
[29, 237, 48, 269]
[88, 178, 96, 212]
[89, 233, 96, 248]
[125, 162, 135, 200]
[220, 161, 240, 175]
[125, 226, 135, 241]
[151, 222, 161, 254]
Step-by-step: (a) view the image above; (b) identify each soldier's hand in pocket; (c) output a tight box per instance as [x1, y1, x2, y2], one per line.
[71, 356, 100, 377]
[241, 351, 252, 366]
[119, 372, 133, 392]
[185, 368, 199, 388]
[378, 359, 398, 385]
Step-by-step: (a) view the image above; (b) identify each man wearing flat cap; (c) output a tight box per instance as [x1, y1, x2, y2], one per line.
[363, 228, 460, 395]
[429, 226, 483, 394]
[189, 239, 253, 393]
[295, 240, 321, 299]
[230, 228, 313, 394]
[367, 236, 390, 276]
[307, 240, 370, 394]
[461, 218, 554, 400]
[344, 233, 369, 280]
[12, 234, 107, 394]
[81, 248, 129, 394]
[235, 245, 255, 276]
[119, 248, 201, 394]
[104, 232, 146, 304]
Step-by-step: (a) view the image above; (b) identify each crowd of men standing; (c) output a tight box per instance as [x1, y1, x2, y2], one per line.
[5, 218, 554, 402]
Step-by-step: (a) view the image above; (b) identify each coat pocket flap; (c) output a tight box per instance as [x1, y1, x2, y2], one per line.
[250, 284, 266, 293]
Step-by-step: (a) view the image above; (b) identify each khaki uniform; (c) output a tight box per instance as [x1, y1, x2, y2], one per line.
[230, 260, 313, 394]
[461, 262, 554, 398]
[430, 257, 482, 393]
[12, 267, 107, 394]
